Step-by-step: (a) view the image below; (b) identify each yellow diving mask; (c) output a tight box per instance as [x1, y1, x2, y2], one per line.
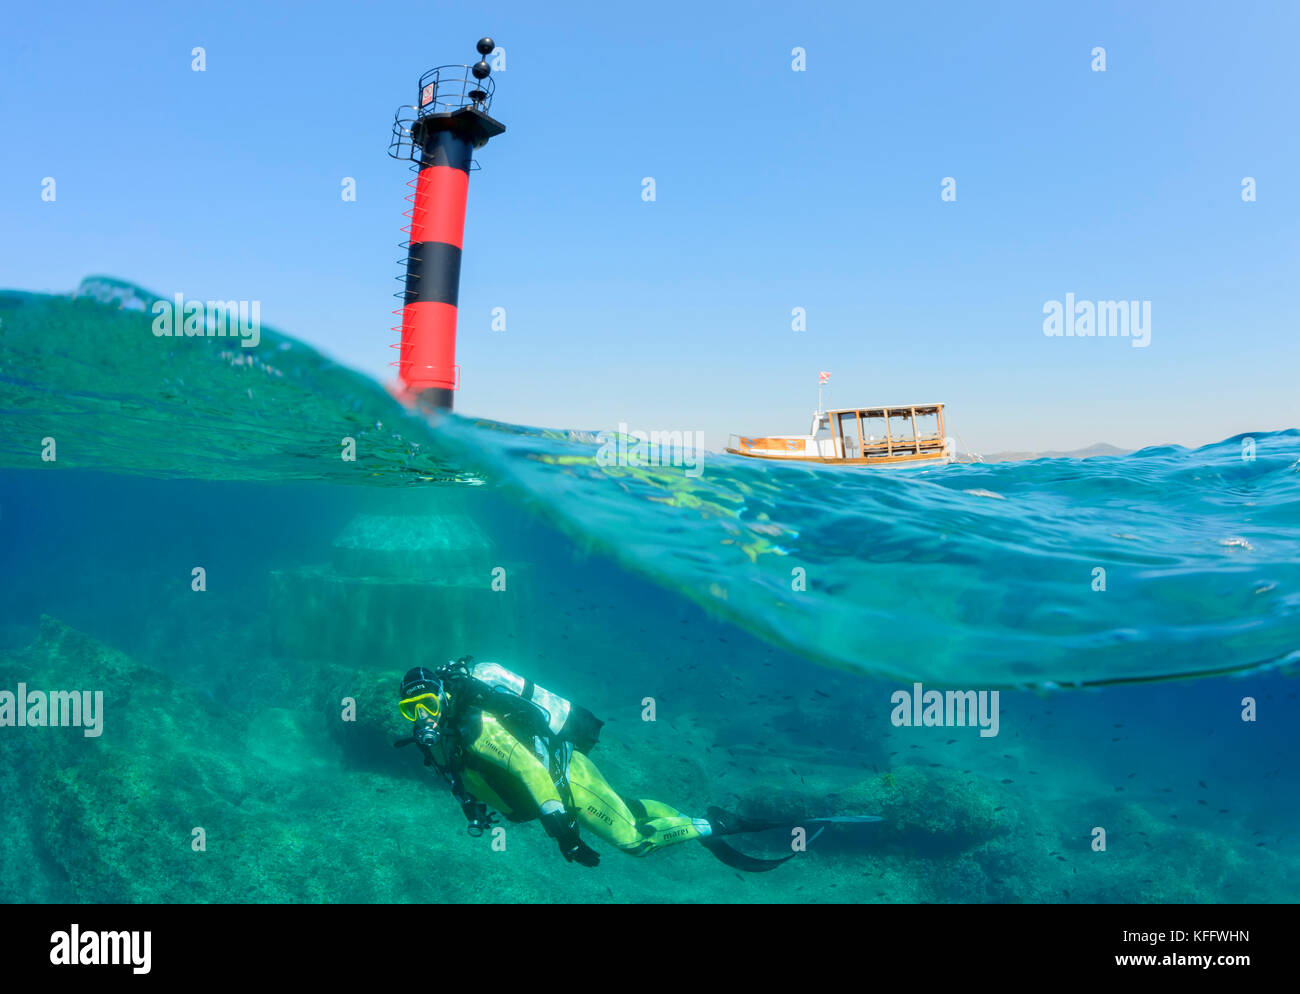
[399, 692, 443, 723]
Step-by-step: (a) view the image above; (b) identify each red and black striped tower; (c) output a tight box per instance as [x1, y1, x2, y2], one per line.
[388, 38, 505, 410]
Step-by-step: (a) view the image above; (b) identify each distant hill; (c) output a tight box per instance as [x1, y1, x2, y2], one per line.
[960, 442, 1133, 463]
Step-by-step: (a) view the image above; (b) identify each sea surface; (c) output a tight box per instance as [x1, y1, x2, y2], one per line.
[0, 278, 1296, 903]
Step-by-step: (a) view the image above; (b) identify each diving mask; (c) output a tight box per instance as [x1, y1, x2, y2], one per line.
[399, 692, 443, 723]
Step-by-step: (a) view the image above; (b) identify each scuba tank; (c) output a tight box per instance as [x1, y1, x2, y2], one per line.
[465, 660, 604, 753]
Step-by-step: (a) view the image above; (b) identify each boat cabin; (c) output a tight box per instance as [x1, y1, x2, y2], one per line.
[726, 404, 950, 465]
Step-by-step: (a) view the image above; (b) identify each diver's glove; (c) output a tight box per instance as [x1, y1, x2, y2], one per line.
[539, 802, 600, 867]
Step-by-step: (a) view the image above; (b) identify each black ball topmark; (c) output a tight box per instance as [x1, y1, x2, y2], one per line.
[476, 37, 495, 56]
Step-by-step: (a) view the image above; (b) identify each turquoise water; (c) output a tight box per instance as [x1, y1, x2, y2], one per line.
[1, 279, 1297, 903]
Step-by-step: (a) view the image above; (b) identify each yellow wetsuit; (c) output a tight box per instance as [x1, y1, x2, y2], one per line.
[436, 710, 708, 856]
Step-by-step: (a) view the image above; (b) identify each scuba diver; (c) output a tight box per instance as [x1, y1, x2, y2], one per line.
[395, 657, 880, 871]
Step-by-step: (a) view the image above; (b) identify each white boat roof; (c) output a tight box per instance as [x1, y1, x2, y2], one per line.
[827, 403, 945, 413]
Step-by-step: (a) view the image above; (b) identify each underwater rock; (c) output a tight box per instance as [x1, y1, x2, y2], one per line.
[5, 615, 239, 742]
[0, 616, 255, 900]
[934, 852, 996, 901]
[0, 616, 512, 902]
[734, 786, 812, 826]
[830, 765, 1006, 853]
[324, 666, 412, 774]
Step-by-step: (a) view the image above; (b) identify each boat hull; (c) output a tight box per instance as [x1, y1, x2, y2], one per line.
[724, 447, 951, 467]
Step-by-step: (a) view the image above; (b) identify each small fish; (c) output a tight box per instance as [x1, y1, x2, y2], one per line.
[946, 739, 956, 745]
[813, 689, 831, 699]
[1198, 780, 1207, 789]
[1127, 773, 1136, 779]
[1197, 800, 1208, 806]
[993, 806, 1005, 812]
[1001, 778, 1014, 784]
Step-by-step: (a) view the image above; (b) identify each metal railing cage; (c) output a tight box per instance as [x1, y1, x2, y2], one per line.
[389, 109, 482, 167]
[418, 64, 495, 115]
[388, 65, 494, 164]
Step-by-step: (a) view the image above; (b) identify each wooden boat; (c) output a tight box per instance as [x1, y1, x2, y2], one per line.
[727, 404, 954, 466]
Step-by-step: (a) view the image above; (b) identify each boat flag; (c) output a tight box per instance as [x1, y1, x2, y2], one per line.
[819, 371, 830, 384]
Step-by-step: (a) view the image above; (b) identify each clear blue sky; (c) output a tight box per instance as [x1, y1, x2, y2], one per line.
[3, 1, 1297, 452]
